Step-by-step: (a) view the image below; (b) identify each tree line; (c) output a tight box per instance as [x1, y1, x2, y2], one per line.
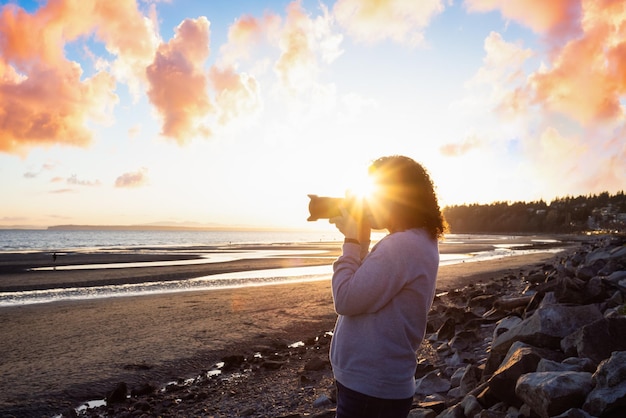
[442, 191, 626, 234]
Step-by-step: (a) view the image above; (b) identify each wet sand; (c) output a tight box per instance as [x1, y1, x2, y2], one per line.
[0, 239, 572, 415]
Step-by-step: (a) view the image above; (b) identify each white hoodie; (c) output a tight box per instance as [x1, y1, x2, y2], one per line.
[330, 228, 439, 399]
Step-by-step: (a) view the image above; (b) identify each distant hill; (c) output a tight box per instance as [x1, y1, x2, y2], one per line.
[443, 191, 626, 234]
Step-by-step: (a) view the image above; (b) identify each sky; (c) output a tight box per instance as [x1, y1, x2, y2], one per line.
[1, 0, 625, 230]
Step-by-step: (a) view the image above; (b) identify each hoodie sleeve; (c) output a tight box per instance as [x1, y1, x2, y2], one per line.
[332, 236, 415, 316]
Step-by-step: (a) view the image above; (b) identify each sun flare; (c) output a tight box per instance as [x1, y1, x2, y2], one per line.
[346, 172, 378, 202]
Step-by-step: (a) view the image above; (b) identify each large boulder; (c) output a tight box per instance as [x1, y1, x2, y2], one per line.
[490, 304, 603, 355]
[560, 316, 626, 364]
[515, 371, 593, 418]
[483, 341, 563, 406]
[583, 351, 626, 417]
[485, 304, 602, 377]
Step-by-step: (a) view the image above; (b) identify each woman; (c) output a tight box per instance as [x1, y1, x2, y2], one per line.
[329, 155, 446, 418]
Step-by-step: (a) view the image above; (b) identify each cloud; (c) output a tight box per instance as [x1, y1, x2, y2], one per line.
[333, 0, 445, 46]
[128, 124, 142, 139]
[214, 1, 343, 122]
[464, 0, 581, 37]
[273, 1, 342, 93]
[463, 1, 626, 197]
[209, 66, 262, 126]
[67, 174, 101, 187]
[526, 2, 626, 126]
[146, 17, 213, 144]
[439, 135, 484, 156]
[468, 0, 626, 126]
[23, 162, 58, 179]
[115, 168, 148, 188]
[219, 13, 281, 66]
[0, 0, 161, 155]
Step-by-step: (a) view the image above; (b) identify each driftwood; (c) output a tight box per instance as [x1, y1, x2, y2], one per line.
[493, 295, 533, 311]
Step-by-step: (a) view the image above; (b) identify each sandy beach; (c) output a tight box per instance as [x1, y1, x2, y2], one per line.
[0, 238, 575, 416]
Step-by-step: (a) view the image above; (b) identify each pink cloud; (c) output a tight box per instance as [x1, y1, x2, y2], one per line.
[146, 17, 213, 144]
[465, 0, 581, 38]
[219, 12, 283, 66]
[469, 0, 626, 126]
[209, 66, 261, 125]
[0, 0, 161, 155]
[440, 135, 484, 157]
[115, 168, 148, 188]
[273, 2, 318, 91]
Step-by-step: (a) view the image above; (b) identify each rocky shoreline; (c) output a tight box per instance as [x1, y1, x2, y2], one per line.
[19, 234, 626, 417]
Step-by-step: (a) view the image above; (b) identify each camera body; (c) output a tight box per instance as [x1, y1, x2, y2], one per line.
[307, 194, 343, 221]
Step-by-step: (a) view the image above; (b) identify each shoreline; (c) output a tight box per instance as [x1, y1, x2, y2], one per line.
[0, 236, 586, 416]
[0, 236, 572, 294]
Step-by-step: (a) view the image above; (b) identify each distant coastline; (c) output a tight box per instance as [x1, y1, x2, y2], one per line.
[0, 224, 318, 232]
[45, 224, 308, 232]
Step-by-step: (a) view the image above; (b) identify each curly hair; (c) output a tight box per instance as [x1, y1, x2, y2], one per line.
[368, 156, 447, 240]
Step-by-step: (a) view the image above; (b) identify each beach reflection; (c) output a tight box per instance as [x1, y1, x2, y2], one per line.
[0, 244, 564, 307]
[30, 250, 331, 271]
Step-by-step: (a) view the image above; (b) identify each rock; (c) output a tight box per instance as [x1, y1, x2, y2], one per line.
[484, 341, 563, 406]
[261, 360, 285, 370]
[416, 399, 445, 414]
[606, 270, 626, 286]
[459, 364, 482, 396]
[490, 304, 603, 357]
[515, 371, 593, 418]
[460, 394, 482, 417]
[407, 408, 437, 418]
[586, 248, 612, 265]
[583, 351, 626, 417]
[576, 265, 596, 280]
[448, 330, 480, 352]
[407, 407, 437, 418]
[435, 403, 464, 418]
[552, 408, 595, 418]
[449, 366, 465, 388]
[560, 316, 626, 364]
[222, 354, 246, 370]
[312, 394, 333, 408]
[435, 317, 456, 340]
[562, 357, 596, 372]
[582, 276, 609, 303]
[304, 357, 328, 371]
[106, 382, 128, 404]
[536, 357, 595, 373]
[492, 316, 522, 339]
[130, 382, 157, 397]
[414, 370, 451, 395]
[536, 358, 581, 373]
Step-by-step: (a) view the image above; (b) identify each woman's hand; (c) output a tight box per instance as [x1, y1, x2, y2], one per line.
[329, 202, 371, 244]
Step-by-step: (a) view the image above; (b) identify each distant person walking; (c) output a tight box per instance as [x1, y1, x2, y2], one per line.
[329, 155, 446, 418]
[52, 252, 57, 270]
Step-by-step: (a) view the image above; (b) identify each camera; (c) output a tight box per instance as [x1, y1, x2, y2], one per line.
[307, 195, 343, 221]
[307, 194, 368, 221]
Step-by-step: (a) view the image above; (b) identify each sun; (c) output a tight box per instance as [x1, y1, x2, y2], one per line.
[346, 172, 378, 202]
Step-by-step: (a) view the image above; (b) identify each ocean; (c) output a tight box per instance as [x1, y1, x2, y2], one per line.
[0, 228, 349, 252]
[0, 229, 563, 306]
